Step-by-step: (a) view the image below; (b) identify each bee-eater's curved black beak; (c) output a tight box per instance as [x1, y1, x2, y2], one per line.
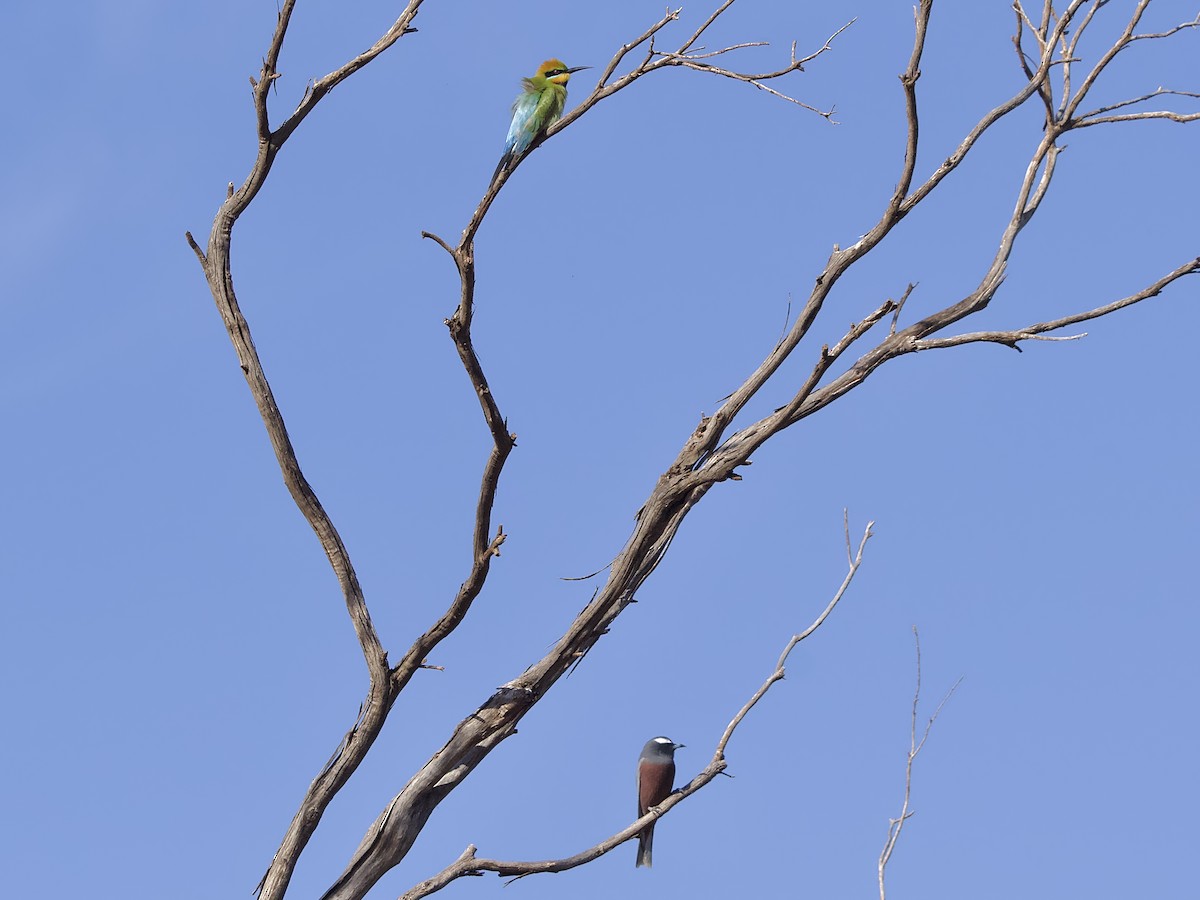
[567, 66, 591, 74]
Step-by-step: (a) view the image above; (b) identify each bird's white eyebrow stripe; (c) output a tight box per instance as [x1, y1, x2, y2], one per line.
[653, 737, 673, 744]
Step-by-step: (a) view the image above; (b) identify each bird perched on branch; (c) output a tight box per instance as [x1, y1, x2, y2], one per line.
[492, 58, 589, 183]
[636, 736, 684, 868]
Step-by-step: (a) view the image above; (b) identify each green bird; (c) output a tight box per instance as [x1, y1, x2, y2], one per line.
[493, 58, 589, 182]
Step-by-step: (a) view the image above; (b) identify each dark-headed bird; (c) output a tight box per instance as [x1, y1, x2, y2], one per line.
[636, 736, 684, 868]
[492, 59, 589, 183]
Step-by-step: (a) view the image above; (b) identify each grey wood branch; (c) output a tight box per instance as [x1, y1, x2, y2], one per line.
[687, 0, 1198, 483]
[877, 629, 962, 900]
[317, 4, 1198, 898]
[451, 6, 850, 245]
[396, 521, 874, 899]
[652, 19, 856, 117]
[186, 4, 424, 900]
[909, 258, 1200, 352]
[318, 2, 849, 897]
[185, 2, 1197, 898]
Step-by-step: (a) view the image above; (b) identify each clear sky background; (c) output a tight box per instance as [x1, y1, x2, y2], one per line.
[2, 2, 1197, 898]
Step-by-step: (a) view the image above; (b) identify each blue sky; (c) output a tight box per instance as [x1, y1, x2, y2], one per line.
[2, 2, 1197, 898]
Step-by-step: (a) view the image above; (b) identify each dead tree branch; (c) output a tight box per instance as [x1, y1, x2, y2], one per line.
[185, 1, 1198, 898]
[186, 5, 425, 899]
[911, 257, 1200, 352]
[238, 2, 844, 897]
[397, 521, 874, 899]
[878, 629, 962, 900]
[436, 6, 850, 248]
[685, 0, 1198, 481]
[652, 19, 856, 116]
[314, 4, 1199, 897]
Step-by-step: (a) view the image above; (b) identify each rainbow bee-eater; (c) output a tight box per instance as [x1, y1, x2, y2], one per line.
[492, 59, 590, 183]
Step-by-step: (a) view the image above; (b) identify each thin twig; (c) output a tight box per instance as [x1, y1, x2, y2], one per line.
[1071, 107, 1200, 127]
[1128, 13, 1200, 42]
[651, 18, 855, 119]
[889, 284, 917, 336]
[878, 628, 962, 900]
[910, 256, 1200, 352]
[1060, 0, 1151, 122]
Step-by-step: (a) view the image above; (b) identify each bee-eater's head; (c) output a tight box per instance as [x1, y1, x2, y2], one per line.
[537, 59, 590, 85]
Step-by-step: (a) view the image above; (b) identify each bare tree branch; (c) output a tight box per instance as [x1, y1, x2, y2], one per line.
[899, 1, 1083, 217]
[878, 628, 962, 900]
[1057, 0, 1110, 119]
[687, 1, 1198, 481]
[187, 5, 425, 899]
[307, 6, 849, 896]
[652, 20, 856, 118]
[1128, 12, 1200, 40]
[319, 4, 1198, 895]
[185, 2, 1199, 898]
[595, 7, 682, 87]
[911, 256, 1200, 352]
[674, 0, 1065, 479]
[397, 520, 874, 899]
[679, 0, 739, 55]
[439, 7, 850, 249]
[889, 284, 917, 336]
[1060, 0, 1152, 121]
[1073, 105, 1200, 126]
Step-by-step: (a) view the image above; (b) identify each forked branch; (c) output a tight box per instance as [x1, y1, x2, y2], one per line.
[686, 0, 1198, 480]
[187, 6, 425, 900]
[653, 19, 856, 117]
[314, 5, 851, 897]
[878, 629, 962, 900]
[397, 520, 874, 899]
[911, 257, 1200, 352]
[436, 5, 851, 248]
[187, 3, 1198, 899]
[361, 6, 1197, 898]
